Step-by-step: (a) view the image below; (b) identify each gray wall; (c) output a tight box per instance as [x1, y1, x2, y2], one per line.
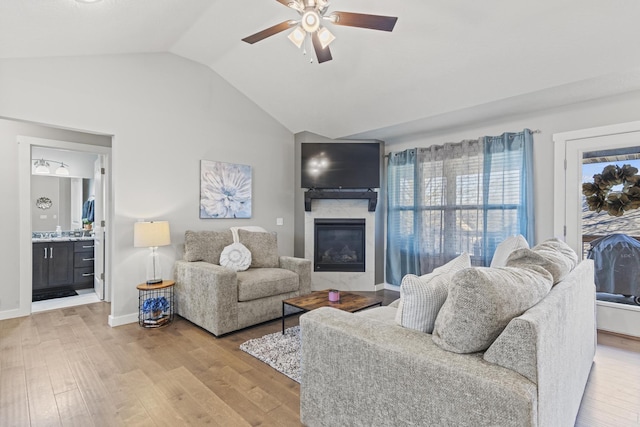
[0, 53, 295, 321]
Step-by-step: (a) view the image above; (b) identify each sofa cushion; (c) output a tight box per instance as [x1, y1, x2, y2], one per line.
[219, 242, 251, 272]
[396, 252, 471, 334]
[238, 229, 279, 268]
[430, 252, 472, 276]
[183, 230, 233, 264]
[237, 268, 299, 302]
[355, 306, 398, 326]
[432, 265, 553, 353]
[230, 226, 267, 242]
[506, 238, 578, 284]
[395, 272, 453, 333]
[490, 234, 529, 267]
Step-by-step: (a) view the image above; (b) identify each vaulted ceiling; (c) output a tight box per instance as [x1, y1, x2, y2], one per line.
[2, 0, 640, 140]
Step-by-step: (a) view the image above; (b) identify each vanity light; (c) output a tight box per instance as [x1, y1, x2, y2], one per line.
[34, 159, 50, 174]
[55, 163, 70, 176]
[32, 158, 71, 175]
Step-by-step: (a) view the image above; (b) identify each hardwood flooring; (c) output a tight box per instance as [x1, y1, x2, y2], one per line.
[1, 292, 638, 426]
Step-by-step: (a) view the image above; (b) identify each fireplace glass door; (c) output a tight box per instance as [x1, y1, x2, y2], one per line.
[314, 218, 365, 272]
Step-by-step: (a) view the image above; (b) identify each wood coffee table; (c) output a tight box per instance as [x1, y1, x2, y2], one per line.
[282, 289, 383, 333]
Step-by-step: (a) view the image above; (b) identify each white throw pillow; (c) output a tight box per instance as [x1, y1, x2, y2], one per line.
[219, 242, 252, 272]
[395, 272, 454, 333]
[395, 252, 471, 333]
[430, 252, 472, 276]
[490, 235, 529, 268]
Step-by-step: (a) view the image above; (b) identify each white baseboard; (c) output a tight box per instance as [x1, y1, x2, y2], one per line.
[108, 312, 138, 327]
[383, 282, 400, 292]
[596, 301, 640, 338]
[0, 308, 29, 321]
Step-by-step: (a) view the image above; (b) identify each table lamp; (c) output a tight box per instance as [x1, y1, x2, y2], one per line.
[134, 220, 171, 284]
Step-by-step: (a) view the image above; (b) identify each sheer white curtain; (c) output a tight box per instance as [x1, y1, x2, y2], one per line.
[386, 130, 534, 285]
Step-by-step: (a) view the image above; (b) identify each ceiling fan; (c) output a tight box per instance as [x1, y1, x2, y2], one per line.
[241, 0, 398, 64]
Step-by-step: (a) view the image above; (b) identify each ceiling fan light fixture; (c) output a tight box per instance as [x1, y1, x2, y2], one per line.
[301, 10, 320, 33]
[288, 1, 304, 12]
[288, 26, 306, 48]
[317, 27, 335, 49]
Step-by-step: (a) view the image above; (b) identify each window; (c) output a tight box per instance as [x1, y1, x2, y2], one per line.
[386, 130, 534, 285]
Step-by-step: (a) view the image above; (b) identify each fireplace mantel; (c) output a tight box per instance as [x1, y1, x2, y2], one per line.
[304, 190, 377, 212]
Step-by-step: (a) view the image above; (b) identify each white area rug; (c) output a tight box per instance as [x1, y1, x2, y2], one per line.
[240, 326, 301, 383]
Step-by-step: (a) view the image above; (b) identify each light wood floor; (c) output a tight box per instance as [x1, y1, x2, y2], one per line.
[0, 298, 638, 426]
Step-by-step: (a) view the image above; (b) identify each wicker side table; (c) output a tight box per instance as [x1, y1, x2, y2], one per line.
[137, 280, 175, 328]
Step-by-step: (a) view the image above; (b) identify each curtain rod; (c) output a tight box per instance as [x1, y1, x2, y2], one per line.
[383, 129, 542, 157]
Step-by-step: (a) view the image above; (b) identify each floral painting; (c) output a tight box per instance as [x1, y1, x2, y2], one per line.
[200, 160, 252, 219]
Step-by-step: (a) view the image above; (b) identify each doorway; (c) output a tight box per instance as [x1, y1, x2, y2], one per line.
[18, 135, 112, 316]
[554, 121, 640, 337]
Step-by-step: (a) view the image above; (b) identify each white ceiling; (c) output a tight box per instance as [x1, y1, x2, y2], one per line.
[2, 0, 640, 140]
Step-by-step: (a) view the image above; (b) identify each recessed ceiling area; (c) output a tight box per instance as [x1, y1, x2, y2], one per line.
[2, 0, 640, 140]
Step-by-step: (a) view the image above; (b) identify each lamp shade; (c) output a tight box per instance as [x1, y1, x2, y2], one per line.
[134, 221, 171, 248]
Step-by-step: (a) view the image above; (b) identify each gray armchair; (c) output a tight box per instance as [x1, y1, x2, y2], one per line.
[174, 230, 311, 336]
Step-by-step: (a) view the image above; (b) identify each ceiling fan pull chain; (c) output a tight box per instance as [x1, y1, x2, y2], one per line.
[303, 34, 313, 63]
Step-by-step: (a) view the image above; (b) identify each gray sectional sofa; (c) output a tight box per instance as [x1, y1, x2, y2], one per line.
[174, 229, 311, 336]
[300, 257, 596, 426]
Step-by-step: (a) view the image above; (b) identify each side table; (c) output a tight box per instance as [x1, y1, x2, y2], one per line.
[137, 280, 175, 328]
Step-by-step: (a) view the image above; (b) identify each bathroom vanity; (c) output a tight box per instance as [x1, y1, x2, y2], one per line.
[32, 236, 95, 294]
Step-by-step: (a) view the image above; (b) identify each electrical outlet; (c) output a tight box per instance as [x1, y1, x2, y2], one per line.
[276, 217, 284, 226]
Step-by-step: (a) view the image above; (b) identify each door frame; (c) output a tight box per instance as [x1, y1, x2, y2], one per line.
[18, 136, 113, 317]
[553, 120, 640, 338]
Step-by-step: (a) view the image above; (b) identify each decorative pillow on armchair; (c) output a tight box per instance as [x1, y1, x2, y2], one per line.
[395, 252, 471, 333]
[219, 242, 252, 272]
[183, 230, 234, 264]
[432, 265, 553, 353]
[237, 229, 279, 268]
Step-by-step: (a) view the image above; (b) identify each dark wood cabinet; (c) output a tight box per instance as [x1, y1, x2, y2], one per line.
[32, 241, 74, 292]
[73, 240, 95, 287]
[33, 239, 95, 296]
[32, 243, 49, 290]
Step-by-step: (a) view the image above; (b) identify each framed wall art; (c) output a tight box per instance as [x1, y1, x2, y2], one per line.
[200, 160, 252, 219]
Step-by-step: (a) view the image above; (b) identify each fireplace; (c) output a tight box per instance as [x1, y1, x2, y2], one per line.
[314, 218, 365, 272]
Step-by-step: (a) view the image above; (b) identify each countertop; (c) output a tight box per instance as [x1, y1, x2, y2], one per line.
[32, 236, 95, 243]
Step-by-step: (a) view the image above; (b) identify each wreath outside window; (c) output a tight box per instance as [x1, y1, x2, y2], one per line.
[582, 164, 640, 217]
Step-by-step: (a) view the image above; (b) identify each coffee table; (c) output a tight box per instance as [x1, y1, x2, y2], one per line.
[282, 289, 384, 333]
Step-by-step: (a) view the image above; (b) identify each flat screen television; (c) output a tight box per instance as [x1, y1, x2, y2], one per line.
[301, 142, 380, 189]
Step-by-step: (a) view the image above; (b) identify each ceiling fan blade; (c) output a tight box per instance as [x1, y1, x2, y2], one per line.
[242, 21, 296, 44]
[330, 11, 398, 32]
[311, 32, 333, 64]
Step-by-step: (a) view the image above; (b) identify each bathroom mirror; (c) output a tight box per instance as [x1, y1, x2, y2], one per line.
[31, 176, 93, 232]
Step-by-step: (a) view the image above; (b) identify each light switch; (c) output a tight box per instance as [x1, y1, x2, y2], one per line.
[276, 217, 284, 226]
[40, 215, 47, 219]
